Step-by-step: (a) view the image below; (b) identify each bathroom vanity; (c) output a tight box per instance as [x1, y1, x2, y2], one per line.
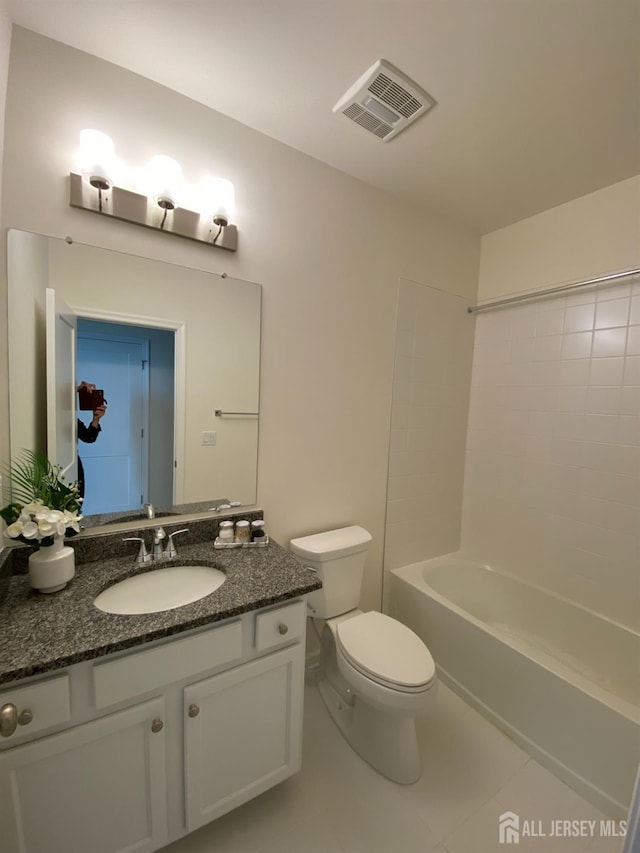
[0, 519, 320, 853]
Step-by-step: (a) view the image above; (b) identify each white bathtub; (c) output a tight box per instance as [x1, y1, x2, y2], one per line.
[390, 554, 640, 818]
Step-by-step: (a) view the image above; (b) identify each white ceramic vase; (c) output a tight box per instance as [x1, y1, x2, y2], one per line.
[28, 535, 75, 593]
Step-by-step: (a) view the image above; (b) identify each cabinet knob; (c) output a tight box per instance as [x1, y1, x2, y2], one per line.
[0, 703, 17, 737]
[0, 704, 34, 737]
[278, 623, 289, 635]
[151, 718, 164, 733]
[188, 704, 200, 718]
[18, 708, 33, 727]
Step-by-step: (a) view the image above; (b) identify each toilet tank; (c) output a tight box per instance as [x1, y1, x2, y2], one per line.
[290, 526, 372, 618]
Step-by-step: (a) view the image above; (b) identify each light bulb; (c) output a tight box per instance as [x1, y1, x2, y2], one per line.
[78, 129, 115, 190]
[146, 155, 183, 210]
[204, 177, 235, 226]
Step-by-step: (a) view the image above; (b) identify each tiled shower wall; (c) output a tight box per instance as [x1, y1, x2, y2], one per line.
[462, 277, 640, 629]
[383, 279, 475, 605]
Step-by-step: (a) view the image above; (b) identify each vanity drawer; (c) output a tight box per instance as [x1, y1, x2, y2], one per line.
[0, 674, 70, 743]
[254, 600, 306, 652]
[93, 620, 243, 709]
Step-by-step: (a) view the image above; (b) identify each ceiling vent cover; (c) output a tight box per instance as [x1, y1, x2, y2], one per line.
[333, 59, 436, 142]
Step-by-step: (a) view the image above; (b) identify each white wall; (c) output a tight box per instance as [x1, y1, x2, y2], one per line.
[6, 228, 48, 455]
[384, 279, 475, 607]
[463, 180, 640, 628]
[0, 1, 9, 221]
[479, 176, 640, 301]
[0, 28, 480, 610]
[0, 4, 13, 472]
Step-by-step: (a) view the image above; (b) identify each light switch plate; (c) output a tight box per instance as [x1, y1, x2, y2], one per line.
[202, 431, 217, 446]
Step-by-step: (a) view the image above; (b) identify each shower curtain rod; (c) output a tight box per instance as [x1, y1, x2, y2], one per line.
[467, 267, 640, 315]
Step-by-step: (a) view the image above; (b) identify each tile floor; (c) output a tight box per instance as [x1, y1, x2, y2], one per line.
[163, 683, 626, 853]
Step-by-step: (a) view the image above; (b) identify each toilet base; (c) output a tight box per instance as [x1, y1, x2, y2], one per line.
[318, 676, 423, 784]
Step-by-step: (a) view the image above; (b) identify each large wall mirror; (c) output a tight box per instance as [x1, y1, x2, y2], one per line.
[7, 229, 261, 524]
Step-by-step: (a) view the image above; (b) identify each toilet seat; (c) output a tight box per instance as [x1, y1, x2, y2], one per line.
[336, 612, 435, 693]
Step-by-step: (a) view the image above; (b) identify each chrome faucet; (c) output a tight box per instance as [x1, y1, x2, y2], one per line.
[152, 526, 166, 561]
[124, 527, 189, 563]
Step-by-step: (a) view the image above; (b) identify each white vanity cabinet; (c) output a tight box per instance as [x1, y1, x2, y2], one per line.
[184, 643, 302, 830]
[0, 598, 307, 853]
[0, 697, 168, 853]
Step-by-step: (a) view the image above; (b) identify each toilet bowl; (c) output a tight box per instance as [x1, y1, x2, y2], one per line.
[290, 526, 437, 784]
[317, 609, 436, 784]
[334, 610, 436, 713]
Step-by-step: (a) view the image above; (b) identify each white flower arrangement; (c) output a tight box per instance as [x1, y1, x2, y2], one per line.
[1, 450, 83, 547]
[5, 500, 82, 543]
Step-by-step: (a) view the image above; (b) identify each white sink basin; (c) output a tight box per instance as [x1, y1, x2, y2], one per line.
[94, 566, 226, 615]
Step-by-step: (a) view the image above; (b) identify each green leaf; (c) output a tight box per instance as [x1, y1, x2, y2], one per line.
[1, 449, 82, 515]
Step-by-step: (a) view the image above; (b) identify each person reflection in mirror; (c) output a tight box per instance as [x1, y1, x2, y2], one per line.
[77, 381, 107, 500]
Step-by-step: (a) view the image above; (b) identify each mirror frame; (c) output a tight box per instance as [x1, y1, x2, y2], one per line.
[7, 229, 262, 530]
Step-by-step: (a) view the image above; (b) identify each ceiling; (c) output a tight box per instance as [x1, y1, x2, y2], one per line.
[7, 0, 640, 235]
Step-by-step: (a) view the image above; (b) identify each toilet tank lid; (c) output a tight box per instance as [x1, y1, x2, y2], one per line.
[290, 525, 372, 561]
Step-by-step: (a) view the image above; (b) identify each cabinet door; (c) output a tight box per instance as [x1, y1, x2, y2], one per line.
[0, 698, 168, 853]
[184, 644, 304, 831]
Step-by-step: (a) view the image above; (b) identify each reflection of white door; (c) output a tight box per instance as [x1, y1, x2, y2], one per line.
[77, 336, 149, 514]
[45, 288, 77, 483]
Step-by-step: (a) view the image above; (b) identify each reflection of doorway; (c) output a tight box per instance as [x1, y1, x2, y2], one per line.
[77, 319, 175, 515]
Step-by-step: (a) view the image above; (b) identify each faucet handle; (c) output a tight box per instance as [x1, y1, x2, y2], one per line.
[123, 537, 151, 565]
[164, 528, 189, 560]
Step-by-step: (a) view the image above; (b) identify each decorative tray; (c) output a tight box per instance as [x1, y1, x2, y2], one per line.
[213, 536, 270, 549]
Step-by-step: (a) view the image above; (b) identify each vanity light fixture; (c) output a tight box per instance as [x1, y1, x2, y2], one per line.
[145, 155, 183, 230]
[201, 176, 236, 243]
[204, 177, 235, 226]
[77, 129, 117, 211]
[69, 130, 238, 251]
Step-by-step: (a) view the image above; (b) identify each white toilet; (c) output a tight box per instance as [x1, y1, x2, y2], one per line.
[290, 525, 436, 784]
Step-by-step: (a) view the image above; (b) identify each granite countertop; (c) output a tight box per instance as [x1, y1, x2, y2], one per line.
[0, 535, 321, 686]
